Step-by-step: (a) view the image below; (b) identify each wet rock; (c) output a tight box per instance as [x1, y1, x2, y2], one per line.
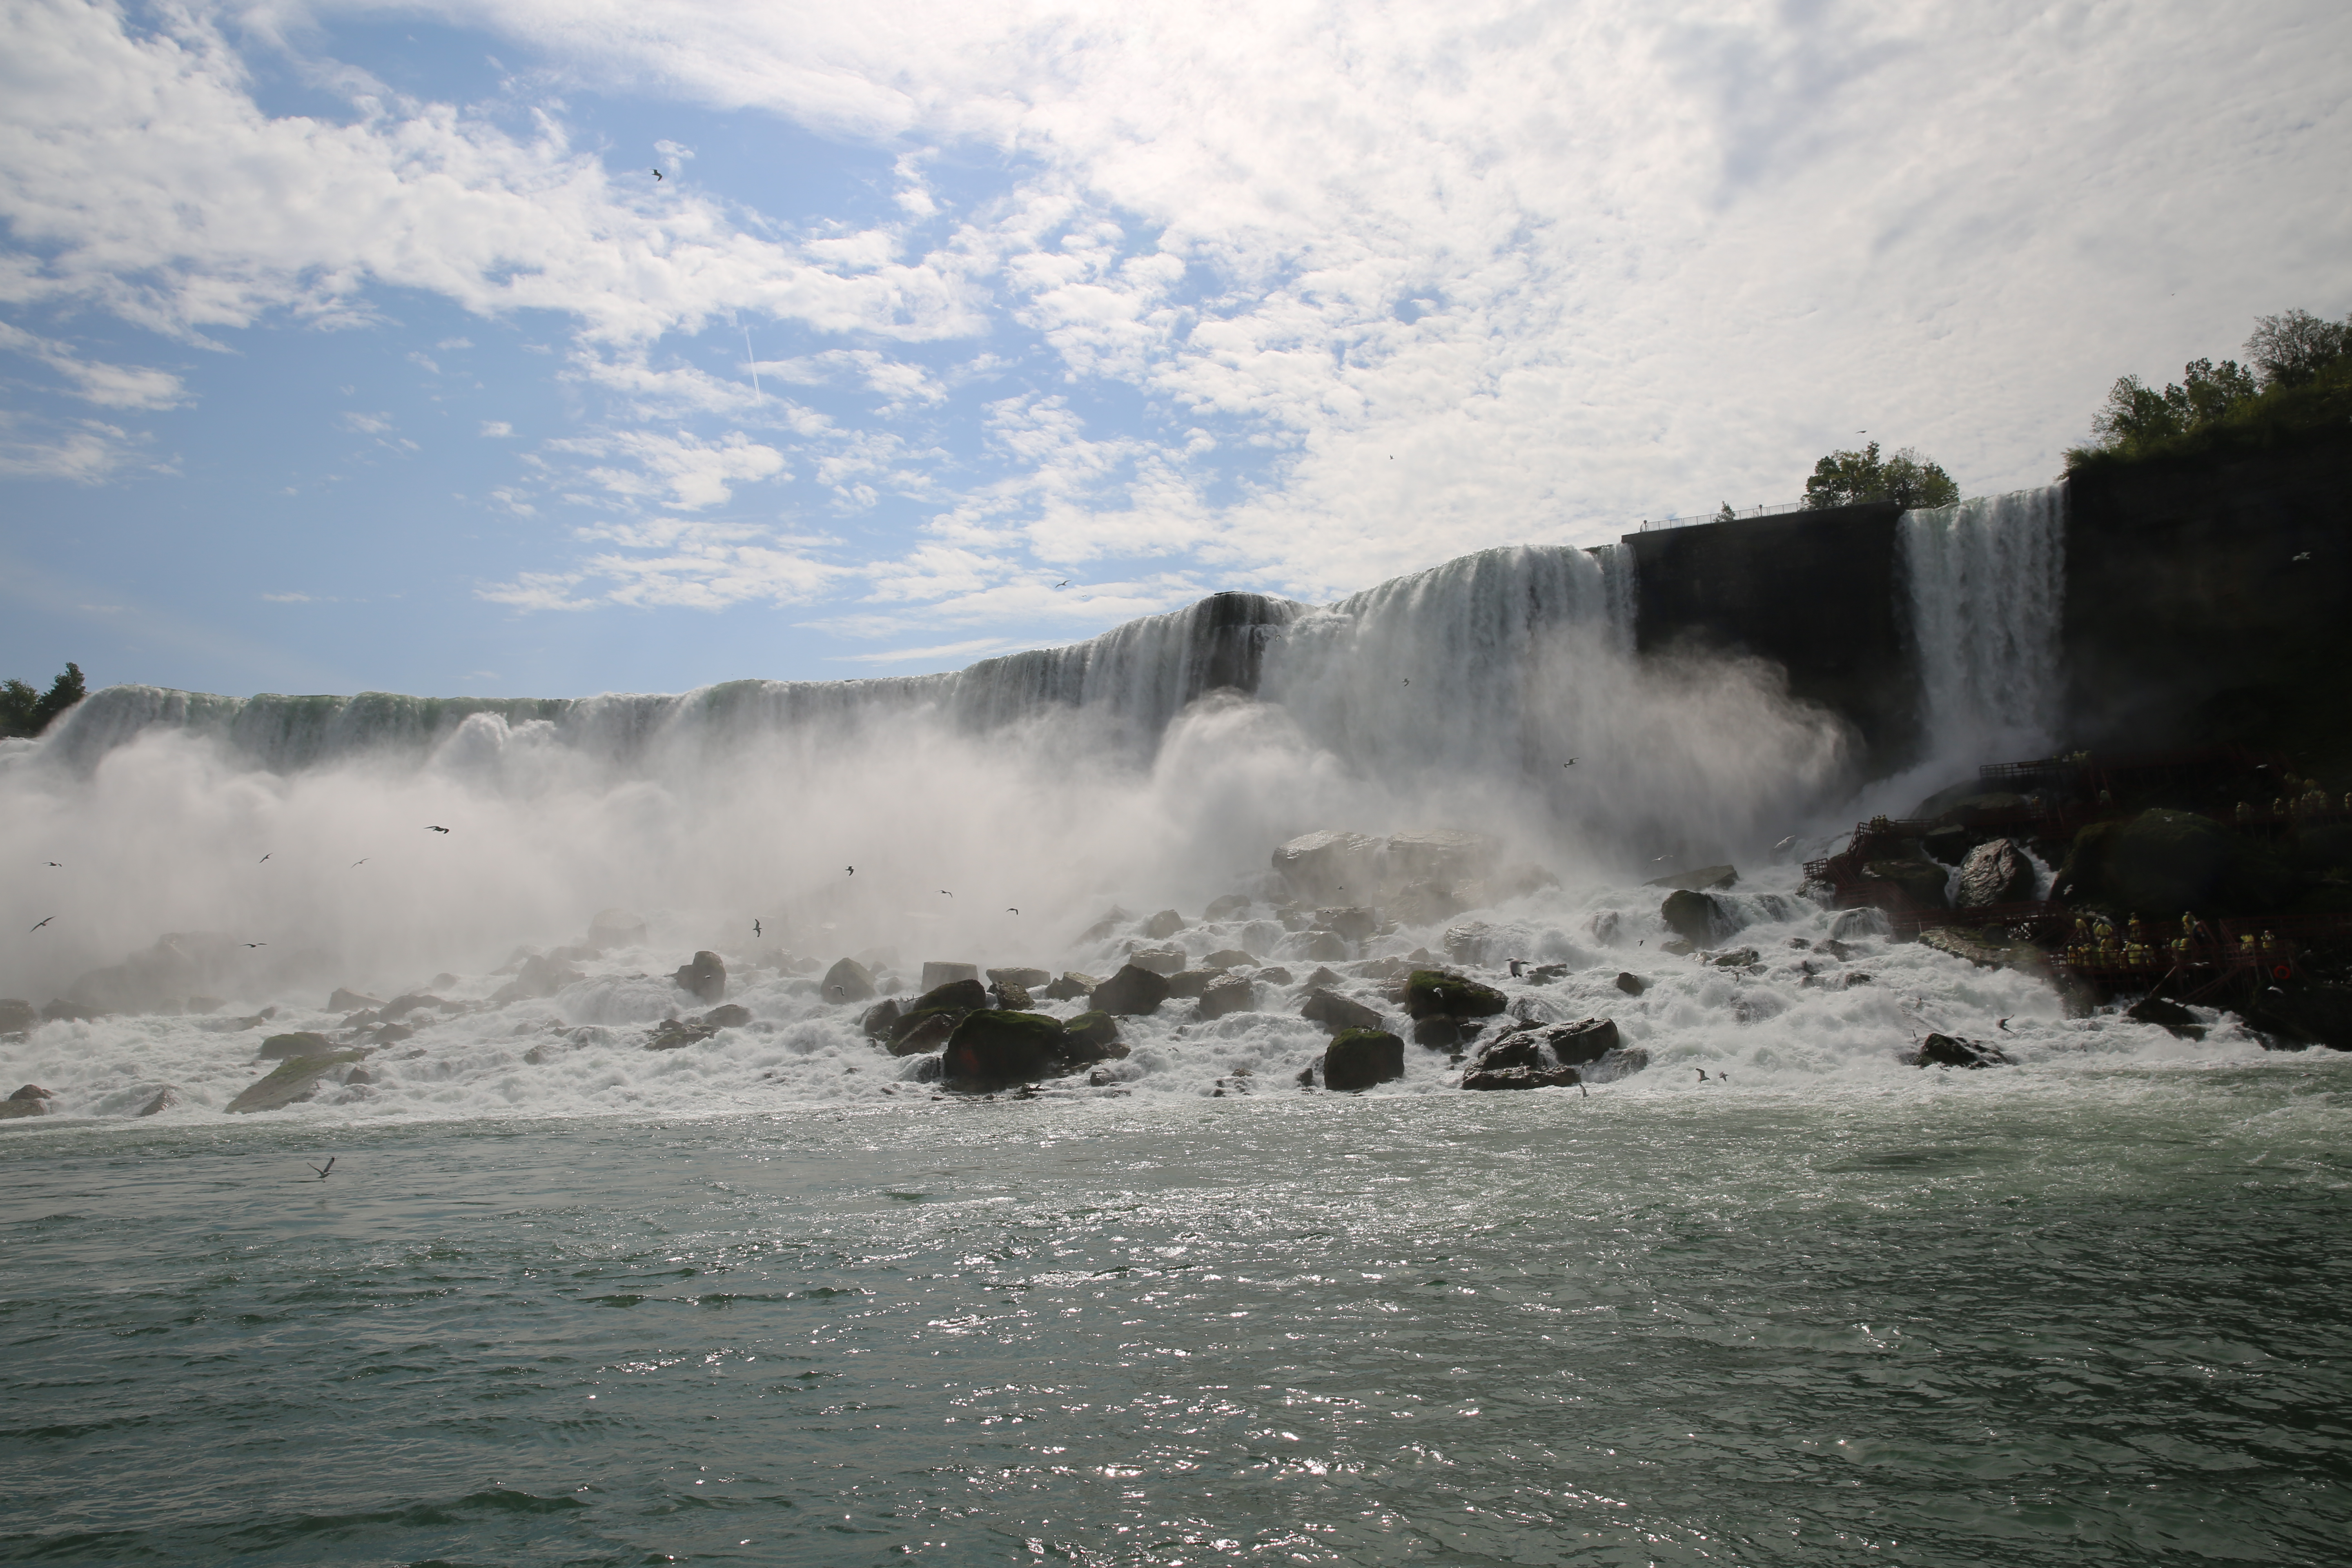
[493, 953, 584, 1005]
[136, 1086, 181, 1117]
[1200, 948, 1256, 970]
[861, 998, 902, 1040]
[920, 961, 980, 991]
[1913, 1033, 2014, 1068]
[327, 987, 383, 1012]
[1828, 909, 1891, 941]
[1412, 1014, 1463, 1049]
[1917, 927, 2050, 978]
[1659, 939, 1697, 957]
[1166, 969, 1218, 999]
[1298, 931, 1350, 962]
[670, 951, 727, 1004]
[913, 977, 989, 1015]
[1303, 965, 1346, 989]
[1460, 1032, 1583, 1088]
[942, 1010, 1076, 1088]
[1581, 1046, 1651, 1083]
[1091, 964, 1174, 1017]
[887, 1010, 962, 1056]
[986, 967, 1051, 992]
[1531, 1017, 1622, 1065]
[227, 1050, 366, 1112]
[1660, 889, 1721, 945]
[2236, 982, 2352, 1050]
[1710, 948, 1761, 968]
[42, 999, 104, 1022]
[1525, 963, 1570, 984]
[1205, 893, 1254, 920]
[1615, 972, 1646, 996]
[700, 1004, 752, 1029]
[1862, 854, 1948, 909]
[1254, 966, 1293, 987]
[1044, 971, 1102, 1002]
[1461, 1063, 1581, 1091]
[1141, 909, 1188, 940]
[647, 1017, 717, 1051]
[1644, 864, 1738, 892]
[1272, 830, 1386, 904]
[1126, 944, 1188, 976]
[8, 1084, 55, 1103]
[588, 908, 648, 949]
[379, 993, 446, 1022]
[1321, 1028, 1405, 1091]
[0, 999, 36, 1034]
[0, 1087, 53, 1119]
[1064, 1011, 1123, 1056]
[1403, 969, 1505, 1020]
[1388, 880, 1468, 927]
[365, 1022, 413, 1047]
[989, 979, 1034, 1010]
[1956, 838, 2036, 908]
[1316, 906, 1379, 941]
[257, 1031, 335, 1061]
[1198, 974, 1256, 1020]
[1821, 938, 1860, 961]
[1075, 909, 1131, 944]
[821, 957, 878, 1004]
[2125, 995, 2205, 1040]
[1299, 988, 1383, 1033]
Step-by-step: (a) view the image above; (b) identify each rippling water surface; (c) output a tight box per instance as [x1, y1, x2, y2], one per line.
[4, 1071, 2348, 1566]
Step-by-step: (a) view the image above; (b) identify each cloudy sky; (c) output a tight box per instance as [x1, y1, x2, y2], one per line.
[2, 0, 2345, 698]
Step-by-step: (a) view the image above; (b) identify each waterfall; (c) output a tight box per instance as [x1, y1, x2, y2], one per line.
[1899, 486, 2067, 763]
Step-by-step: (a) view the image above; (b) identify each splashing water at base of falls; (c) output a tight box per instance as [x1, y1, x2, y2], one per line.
[1900, 486, 2068, 766]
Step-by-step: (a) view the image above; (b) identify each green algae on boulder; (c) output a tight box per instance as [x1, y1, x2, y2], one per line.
[227, 1050, 366, 1113]
[1403, 969, 1503, 1020]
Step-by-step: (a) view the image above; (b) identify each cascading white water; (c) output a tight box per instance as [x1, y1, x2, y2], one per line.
[1899, 485, 2067, 764]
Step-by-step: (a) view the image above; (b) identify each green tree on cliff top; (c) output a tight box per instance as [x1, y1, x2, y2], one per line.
[2069, 307, 2352, 469]
[1802, 442, 1960, 510]
[0, 663, 86, 739]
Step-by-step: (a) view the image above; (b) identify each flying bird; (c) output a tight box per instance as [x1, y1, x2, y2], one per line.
[846, 866, 854, 875]
[308, 1157, 335, 1180]
[1997, 1017, 2011, 1032]
[939, 889, 952, 897]
[1694, 1068, 1711, 1082]
[351, 859, 368, 868]
[29, 916, 54, 932]
[1773, 835, 1796, 851]
[1562, 759, 1576, 767]
[651, 168, 663, 180]
[2292, 551, 2312, 562]
[426, 825, 450, 834]
[1007, 907, 1019, 915]
[1056, 580, 1069, 588]
[242, 942, 266, 948]
[753, 919, 762, 938]
[45, 861, 61, 867]
[259, 853, 270, 863]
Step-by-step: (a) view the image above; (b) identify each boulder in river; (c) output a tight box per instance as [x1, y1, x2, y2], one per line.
[700, 1004, 752, 1029]
[1126, 944, 1187, 976]
[1044, 971, 1101, 1002]
[1615, 972, 1646, 996]
[493, 953, 584, 1004]
[1205, 893, 1253, 920]
[912, 977, 989, 1014]
[2235, 981, 2352, 1050]
[1197, 974, 1255, 1020]
[1460, 1033, 1581, 1090]
[1141, 909, 1188, 940]
[1316, 906, 1379, 941]
[1645, 864, 1738, 892]
[1299, 988, 1383, 1033]
[1913, 1032, 2014, 1069]
[1321, 1028, 1405, 1091]
[1063, 1010, 1123, 1056]
[671, 951, 727, 1004]
[821, 957, 877, 1004]
[0, 999, 37, 1034]
[1200, 949, 1255, 970]
[990, 978, 1034, 1010]
[887, 1009, 962, 1056]
[1091, 964, 1173, 1017]
[256, 1031, 335, 1061]
[942, 1010, 1078, 1089]
[227, 1050, 365, 1112]
[1955, 838, 2036, 907]
[1861, 853, 1948, 909]
[986, 967, 1051, 991]
[1412, 1014, 1463, 1048]
[1403, 969, 1504, 1020]
[2125, 995, 2205, 1040]
[327, 987, 383, 1012]
[136, 1086, 181, 1117]
[1659, 889, 1721, 944]
[1532, 1017, 1621, 1065]
[2056, 808, 2288, 915]
[861, 998, 902, 1040]
[1166, 969, 1218, 999]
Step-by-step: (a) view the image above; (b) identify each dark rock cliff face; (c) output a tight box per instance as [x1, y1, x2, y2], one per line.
[1625, 501, 1913, 771]
[2061, 431, 2352, 767]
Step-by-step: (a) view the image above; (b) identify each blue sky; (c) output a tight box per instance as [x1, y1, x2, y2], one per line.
[2, 0, 2346, 699]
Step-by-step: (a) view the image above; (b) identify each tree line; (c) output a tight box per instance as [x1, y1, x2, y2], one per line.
[1, 664, 85, 739]
[2067, 307, 2352, 469]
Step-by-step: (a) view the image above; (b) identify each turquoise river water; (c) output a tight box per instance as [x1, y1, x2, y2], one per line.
[4, 1068, 2347, 1566]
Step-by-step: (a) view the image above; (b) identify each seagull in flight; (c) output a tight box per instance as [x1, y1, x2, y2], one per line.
[846, 866, 854, 875]
[1056, 580, 1069, 588]
[651, 168, 663, 180]
[242, 942, 266, 948]
[351, 859, 368, 868]
[45, 861, 61, 867]
[308, 1156, 335, 1180]
[1997, 1017, 2011, 1032]
[1694, 1067, 1711, 1082]
[426, 825, 450, 834]
[2292, 551, 2312, 562]
[29, 916, 54, 932]
[1007, 907, 1019, 915]
[258, 853, 270, 863]
[1562, 759, 1576, 767]
[939, 889, 952, 897]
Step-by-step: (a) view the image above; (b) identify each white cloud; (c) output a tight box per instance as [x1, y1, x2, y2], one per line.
[0, 409, 153, 481]
[0, 320, 187, 408]
[479, 420, 513, 437]
[547, 428, 788, 509]
[478, 516, 848, 610]
[337, 410, 394, 434]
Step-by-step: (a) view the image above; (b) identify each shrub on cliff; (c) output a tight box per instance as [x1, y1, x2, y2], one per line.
[1802, 442, 1960, 510]
[2067, 307, 2352, 471]
[0, 663, 85, 739]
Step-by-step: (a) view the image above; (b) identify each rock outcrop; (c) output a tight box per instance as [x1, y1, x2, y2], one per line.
[227, 1050, 365, 1112]
[1644, 864, 1738, 891]
[1044, 971, 1101, 1002]
[1197, 974, 1256, 1019]
[821, 957, 877, 1004]
[327, 987, 382, 1012]
[1955, 838, 2036, 907]
[1091, 964, 1173, 1017]
[1299, 988, 1383, 1033]
[2056, 808, 2288, 915]
[1615, 972, 1646, 995]
[671, 951, 727, 1004]
[1403, 969, 1504, 1020]
[987, 967, 1051, 991]
[0, 999, 38, 1033]
[1142, 909, 1188, 939]
[1913, 1033, 2014, 1068]
[1460, 1033, 1581, 1090]
[1660, 889, 1722, 944]
[1321, 1028, 1405, 1091]
[256, 1031, 334, 1061]
[1125, 944, 1188, 976]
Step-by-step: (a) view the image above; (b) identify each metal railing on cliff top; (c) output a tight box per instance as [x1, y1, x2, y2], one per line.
[1631, 499, 1807, 534]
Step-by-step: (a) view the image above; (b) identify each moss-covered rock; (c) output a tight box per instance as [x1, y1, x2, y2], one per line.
[942, 1010, 1073, 1088]
[1861, 854, 1949, 909]
[886, 1007, 963, 1056]
[256, 1031, 334, 1061]
[1321, 1028, 1405, 1091]
[1063, 1011, 1123, 1058]
[1403, 969, 1504, 1020]
[1659, 889, 1720, 944]
[227, 1050, 365, 1112]
[2056, 808, 2290, 915]
[1090, 964, 1172, 1016]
